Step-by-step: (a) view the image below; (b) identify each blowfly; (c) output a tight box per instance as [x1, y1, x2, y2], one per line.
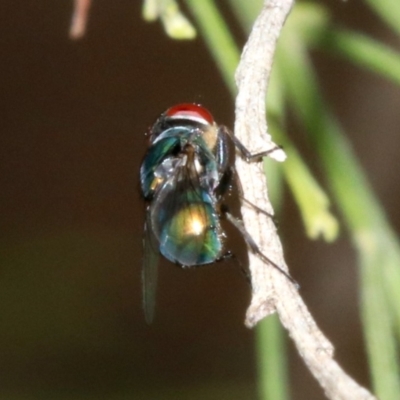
[140, 103, 295, 322]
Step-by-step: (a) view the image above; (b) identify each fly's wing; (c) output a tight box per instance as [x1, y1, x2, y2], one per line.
[142, 210, 160, 324]
[152, 153, 223, 267]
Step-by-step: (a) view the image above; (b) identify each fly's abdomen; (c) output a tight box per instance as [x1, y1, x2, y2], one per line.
[155, 201, 222, 267]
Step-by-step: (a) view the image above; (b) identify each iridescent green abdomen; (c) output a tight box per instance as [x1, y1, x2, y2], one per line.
[150, 185, 222, 266]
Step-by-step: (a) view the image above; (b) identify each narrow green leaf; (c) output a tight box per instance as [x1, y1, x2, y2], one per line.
[321, 30, 400, 86]
[185, 0, 238, 94]
[256, 316, 290, 400]
[143, 0, 196, 39]
[227, 0, 264, 29]
[142, 0, 159, 20]
[271, 63, 339, 242]
[364, 0, 400, 37]
[271, 121, 339, 242]
[280, 4, 400, 87]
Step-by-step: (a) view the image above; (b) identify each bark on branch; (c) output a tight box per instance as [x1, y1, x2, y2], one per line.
[234, 1, 377, 399]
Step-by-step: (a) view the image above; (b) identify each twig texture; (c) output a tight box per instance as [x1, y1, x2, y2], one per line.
[234, 1, 377, 399]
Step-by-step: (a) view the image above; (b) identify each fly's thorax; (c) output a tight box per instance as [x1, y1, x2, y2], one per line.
[201, 122, 219, 154]
[142, 127, 221, 191]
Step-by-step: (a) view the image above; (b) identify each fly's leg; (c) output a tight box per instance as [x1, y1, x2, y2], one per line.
[240, 196, 275, 220]
[220, 204, 299, 288]
[217, 127, 294, 284]
[218, 124, 280, 220]
[230, 163, 276, 221]
[224, 163, 278, 225]
[218, 125, 282, 162]
[219, 250, 251, 284]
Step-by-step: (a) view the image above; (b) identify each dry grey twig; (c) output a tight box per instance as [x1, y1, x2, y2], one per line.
[234, 1, 377, 399]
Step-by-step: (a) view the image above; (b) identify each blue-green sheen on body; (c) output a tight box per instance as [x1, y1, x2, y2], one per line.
[151, 187, 222, 266]
[140, 135, 179, 198]
[140, 126, 220, 199]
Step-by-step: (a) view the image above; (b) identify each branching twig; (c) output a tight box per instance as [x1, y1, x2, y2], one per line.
[234, 1, 377, 399]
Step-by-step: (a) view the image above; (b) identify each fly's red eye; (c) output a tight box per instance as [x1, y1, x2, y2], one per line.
[166, 103, 214, 125]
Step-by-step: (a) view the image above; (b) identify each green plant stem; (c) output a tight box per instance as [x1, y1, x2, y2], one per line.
[284, 4, 400, 87]
[271, 121, 339, 241]
[288, 2, 400, 85]
[228, 0, 263, 29]
[256, 316, 289, 400]
[185, 0, 238, 95]
[364, 0, 400, 36]
[320, 30, 400, 86]
[142, 0, 196, 39]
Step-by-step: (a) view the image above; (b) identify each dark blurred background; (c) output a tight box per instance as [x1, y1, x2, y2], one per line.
[0, 1, 399, 399]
